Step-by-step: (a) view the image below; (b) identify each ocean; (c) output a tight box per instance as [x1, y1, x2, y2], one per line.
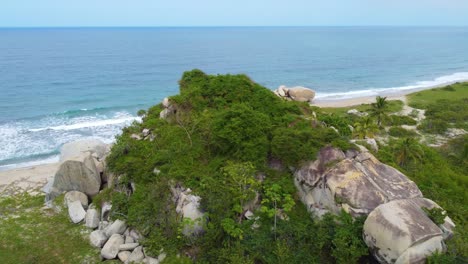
[1, 27, 468, 170]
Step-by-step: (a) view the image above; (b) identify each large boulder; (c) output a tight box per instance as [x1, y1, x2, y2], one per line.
[363, 198, 455, 264]
[46, 140, 109, 201]
[85, 208, 100, 229]
[287, 86, 316, 102]
[60, 139, 109, 162]
[127, 246, 145, 263]
[104, 219, 127, 237]
[47, 152, 101, 200]
[295, 147, 422, 217]
[273, 85, 316, 102]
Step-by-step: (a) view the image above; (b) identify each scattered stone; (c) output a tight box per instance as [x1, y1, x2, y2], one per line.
[119, 243, 139, 251]
[347, 109, 368, 117]
[144, 257, 160, 264]
[172, 186, 205, 236]
[131, 133, 142, 140]
[128, 246, 145, 263]
[101, 234, 124, 259]
[142, 128, 150, 137]
[99, 220, 109, 231]
[162, 97, 170, 108]
[64, 191, 88, 209]
[90, 230, 108, 248]
[85, 208, 100, 229]
[118, 251, 132, 262]
[129, 229, 142, 242]
[104, 219, 127, 237]
[68, 200, 86, 223]
[101, 202, 112, 221]
[244, 210, 254, 220]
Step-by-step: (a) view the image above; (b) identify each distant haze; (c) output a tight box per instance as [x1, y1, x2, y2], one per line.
[1, 0, 468, 27]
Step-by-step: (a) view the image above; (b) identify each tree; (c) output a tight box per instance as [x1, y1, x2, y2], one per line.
[222, 161, 260, 221]
[370, 96, 390, 127]
[260, 183, 295, 240]
[393, 137, 424, 167]
[353, 117, 379, 139]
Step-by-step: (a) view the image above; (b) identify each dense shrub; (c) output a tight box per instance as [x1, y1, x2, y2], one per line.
[388, 126, 418, 138]
[388, 115, 417, 126]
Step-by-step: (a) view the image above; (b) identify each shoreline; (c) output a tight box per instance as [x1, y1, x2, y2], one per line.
[311, 81, 465, 107]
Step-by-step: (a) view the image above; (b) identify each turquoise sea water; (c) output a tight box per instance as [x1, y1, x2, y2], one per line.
[1, 27, 468, 169]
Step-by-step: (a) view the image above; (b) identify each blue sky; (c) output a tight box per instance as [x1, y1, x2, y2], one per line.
[2, 0, 468, 27]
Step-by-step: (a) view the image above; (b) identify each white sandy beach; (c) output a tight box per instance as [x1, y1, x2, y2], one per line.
[0, 163, 58, 195]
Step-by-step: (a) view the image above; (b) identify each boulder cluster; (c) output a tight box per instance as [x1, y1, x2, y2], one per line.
[294, 146, 455, 264]
[273, 85, 316, 102]
[44, 139, 167, 263]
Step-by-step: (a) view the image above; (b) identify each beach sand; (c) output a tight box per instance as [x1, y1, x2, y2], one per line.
[0, 163, 58, 195]
[312, 94, 407, 108]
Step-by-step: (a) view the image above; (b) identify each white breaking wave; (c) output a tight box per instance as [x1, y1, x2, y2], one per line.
[29, 116, 141, 132]
[315, 72, 468, 100]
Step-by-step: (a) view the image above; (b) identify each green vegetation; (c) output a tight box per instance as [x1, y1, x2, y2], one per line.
[388, 126, 418, 138]
[0, 193, 101, 264]
[105, 70, 369, 262]
[103, 72, 467, 262]
[408, 82, 468, 134]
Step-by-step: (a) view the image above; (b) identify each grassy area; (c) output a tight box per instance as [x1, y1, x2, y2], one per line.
[0, 193, 101, 264]
[320, 99, 404, 115]
[407, 82, 468, 109]
[407, 82, 468, 133]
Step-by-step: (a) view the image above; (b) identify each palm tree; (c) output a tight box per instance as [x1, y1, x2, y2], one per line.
[353, 117, 379, 139]
[370, 96, 389, 127]
[393, 137, 424, 167]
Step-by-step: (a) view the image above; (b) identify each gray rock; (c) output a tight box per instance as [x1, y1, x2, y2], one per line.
[286, 86, 315, 102]
[47, 152, 101, 200]
[104, 219, 127, 237]
[172, 187, 205, 236]
[127, 246, 145, 263]
[85, 208, 100, 229]
[68, 200, 86, 223]
[119, 243, 139, 251]
[364, 198, 455, 264]
[101, 234, 124, 259]
[60, 139, 109, 162]
[129, 229, 142, 242]
[125, 235, 135, 244]
[144, 257, 160, 264]
[295, 148, 422, 217]
[118, 251, 132, 262]
[101, 202, 112, 221]
[162, 97, 170, 108]
[64, 191, 88, 209]
[99, 220, 109, 230]
[142, 128, 150, 137]
[90, 230, 108, 248]
[158, 252, 167, 263]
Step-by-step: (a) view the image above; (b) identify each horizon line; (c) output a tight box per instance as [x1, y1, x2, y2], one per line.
[1, 25, 468, 29]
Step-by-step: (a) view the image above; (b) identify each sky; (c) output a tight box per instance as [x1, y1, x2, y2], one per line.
[1, 0, 468, 27]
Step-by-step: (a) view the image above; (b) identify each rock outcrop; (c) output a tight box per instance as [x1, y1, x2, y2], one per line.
[295, 146, 455, 263]
[364, 198, 455, 264]
[171, 186, 205, 236]
[46, 139, 109, 201]
[295, 147, 422, 217]
[273, 85, 316, 102]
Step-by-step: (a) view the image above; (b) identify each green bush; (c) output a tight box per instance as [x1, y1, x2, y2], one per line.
[418, 119, 449, 134]
[388, 126, 418, 138]
[388, 115, 417, 126]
